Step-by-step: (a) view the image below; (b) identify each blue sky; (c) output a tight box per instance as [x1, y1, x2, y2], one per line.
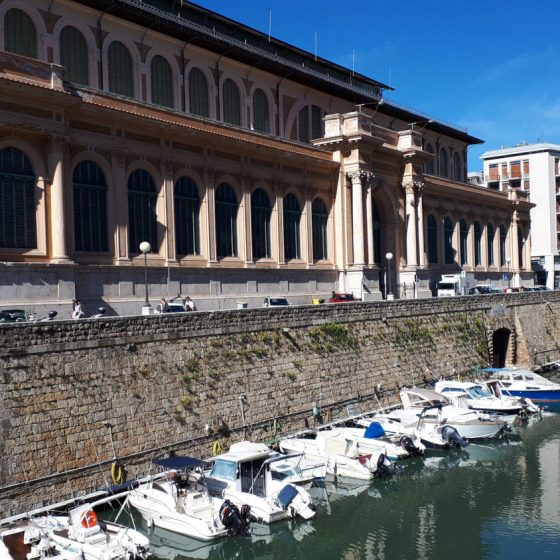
[193, 0, 560, 171]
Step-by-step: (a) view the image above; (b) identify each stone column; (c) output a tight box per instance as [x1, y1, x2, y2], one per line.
[416, 184, 425, 268]
[304, 187, 313, 266]
[365, 177, 375, 266]
[510, 211, 520, 272]
[403, 182, 418, 268]
[276, 183, 285, 264]
[162, 160, 177, 264]
[242, 175, 252, 263]
[347, 171, 365, 266]
[205, 168, 217, 263]
[111, 149, 130, 263]
[48, 136, 71, 262]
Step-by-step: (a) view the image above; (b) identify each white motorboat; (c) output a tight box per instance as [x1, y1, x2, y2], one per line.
[480, 367, 560, 412]
[127, 456, 251, 541]
[268, 452, 327, 487]
[386, 387, 510, 441]
[433, 379, 527, 423]
[278, 429, 399, 480]
[202, 442, 317, 523]
[1, 504, 151, 560]
[365, 406, 469, 450]
[340, 421, 425, 460]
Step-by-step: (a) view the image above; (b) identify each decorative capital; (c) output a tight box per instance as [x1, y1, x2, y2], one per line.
[402, 179, 425, 195]
[346, 170, 377, 187]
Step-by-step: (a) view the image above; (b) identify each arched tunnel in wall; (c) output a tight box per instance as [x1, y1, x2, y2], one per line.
[492, 328, 512, 367]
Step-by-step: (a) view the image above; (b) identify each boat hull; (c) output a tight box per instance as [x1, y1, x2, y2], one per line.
[500, 389, 560, 411]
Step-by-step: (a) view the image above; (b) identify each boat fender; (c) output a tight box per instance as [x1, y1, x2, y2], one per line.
[80, 509, 98, 529]
[111, 461, 125, 484]
[212, 440, 224, 455]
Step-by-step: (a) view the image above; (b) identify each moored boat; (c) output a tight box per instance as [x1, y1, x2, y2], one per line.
[202, 442, 317, 523]
[278, 429, 400, 480]
[127, 456, 251, 541]
[0, 504, 151, 560]
[480, 367, 560, 412]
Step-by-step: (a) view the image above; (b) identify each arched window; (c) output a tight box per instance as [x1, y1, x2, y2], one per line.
[453, 152, 462, 181]
[174, 176, 200, 256]
[500, 225, 507, 267]
[188, 68, 209, 117]
[151, 55, 173, 108]
[439, 148, 449, 178]
[487, 224, 495, 266]
[460, 219, 468, 266]
[312, 198, 328, 261]
[4, 8, 37, 58]
[253, 89, 270, 133]
[128, 169, 157, 253]
[444, 217, 454, 264]
[60, 26, 88, 86]
[0, 147, 36, 248]
[373, 202, 382, 264]
[108, 41, 133, 97]
[425, 143, 434, 174]
[474, 221, 482, 266]
[215, 183, 238, 258]
[251, 188, 271, 259]
[223, 79, 241, 125]
[297, 105, 323, 143]
[73, 161, 107, 252]
[283, 193, 301, 260]
[427, 214, 438, 263]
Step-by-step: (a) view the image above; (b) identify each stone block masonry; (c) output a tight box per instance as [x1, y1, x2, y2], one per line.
[1, 292, 560, 516]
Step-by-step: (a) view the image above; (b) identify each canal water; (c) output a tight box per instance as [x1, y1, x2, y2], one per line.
[104, 412, 560, 560]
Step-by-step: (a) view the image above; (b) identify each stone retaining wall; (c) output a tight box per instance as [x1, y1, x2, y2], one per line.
[1, 292, 560, 517]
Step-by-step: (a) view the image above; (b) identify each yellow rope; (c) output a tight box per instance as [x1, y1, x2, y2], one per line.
[111, 461, 123, 484]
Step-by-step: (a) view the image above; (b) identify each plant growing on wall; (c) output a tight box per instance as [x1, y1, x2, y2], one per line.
[394, 320, 434, 347]
[308, 322, 360, 353]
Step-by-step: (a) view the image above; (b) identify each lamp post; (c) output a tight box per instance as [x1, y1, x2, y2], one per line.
[505, 256, 511, 290]
[385, 252, 394, 300]
[139, 241, 152, 315]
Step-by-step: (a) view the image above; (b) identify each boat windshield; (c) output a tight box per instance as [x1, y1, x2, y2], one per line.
[467, 386, 491, 399]
[209, 459, 237, 481]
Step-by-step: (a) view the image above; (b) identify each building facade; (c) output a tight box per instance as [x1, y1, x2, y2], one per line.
[481, 143, 560, 288]
[0, 0, 534, 315]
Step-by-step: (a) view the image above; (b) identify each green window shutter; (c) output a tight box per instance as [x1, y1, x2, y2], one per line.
[108, 41, 133, 97]
[174, 176, 201, 256]
[4, 9, 37, 58]
[151, 55, 173, 108]
[223, 79, 241, 125]
[253, 89, 270, 133]
[128, 170, 157, 253]
[188, 68, 209, 117]
[0, 147, 36, 248]
[60, 26, 89, 86]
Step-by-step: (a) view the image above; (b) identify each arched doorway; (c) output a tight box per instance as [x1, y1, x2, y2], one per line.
[492, 328, 511, 367]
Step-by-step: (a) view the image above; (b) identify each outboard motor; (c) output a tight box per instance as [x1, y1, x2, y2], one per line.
[219, 500, 251, 536]
[374, 453, 400, 477]
[399, 435, 425, 457]
[441, 425, 469, 448]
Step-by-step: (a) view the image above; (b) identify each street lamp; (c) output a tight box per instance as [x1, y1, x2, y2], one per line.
[139, 241, 152, 314]
[505, 256, 511, 290]
[385, 252, 394, 300]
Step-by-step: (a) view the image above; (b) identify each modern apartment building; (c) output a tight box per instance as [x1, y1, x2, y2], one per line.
[481, 143, 560, 288]
[0, 0, 534, 315]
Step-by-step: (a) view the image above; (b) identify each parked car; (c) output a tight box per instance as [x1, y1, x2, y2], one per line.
[468, 285, 500, 295]
[0, 309, 32, 323]
[503, 287, 520, 293]
[328, 293, 360, 303]
[154, 303, 187, 314]
[263, 297, 289, 307]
